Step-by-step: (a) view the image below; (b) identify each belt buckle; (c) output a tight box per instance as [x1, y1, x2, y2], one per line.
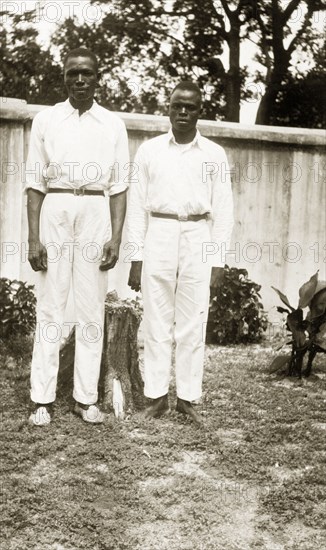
[178, 214, 188, 221]
[74, 188, 85, 196]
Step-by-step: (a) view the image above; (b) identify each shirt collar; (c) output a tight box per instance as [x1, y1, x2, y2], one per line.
[167, 128, 204, 149]
[62, 98, 103, 122]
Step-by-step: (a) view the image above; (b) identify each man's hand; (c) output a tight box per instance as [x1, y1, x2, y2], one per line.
[210, 266, 225, 296]
[102, 190, 126, 271]
[28, 240, 48, 272]
[100, 239, 120, 271]
[128, 261, 142, 292]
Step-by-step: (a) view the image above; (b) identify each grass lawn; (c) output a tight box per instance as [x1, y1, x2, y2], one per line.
[1, 338, 326, 550]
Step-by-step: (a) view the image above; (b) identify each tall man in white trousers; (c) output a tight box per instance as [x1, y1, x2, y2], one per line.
[26, 48, 129, 426]
[127, 82, 234, 424]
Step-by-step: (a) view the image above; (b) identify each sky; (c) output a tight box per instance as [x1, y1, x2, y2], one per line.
[2, 0, 323, 124]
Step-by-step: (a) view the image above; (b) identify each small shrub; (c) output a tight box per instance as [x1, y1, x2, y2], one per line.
[269, 271, 326, 377]
[0, 333, 34, 372]
[207, 266, 268, 344]
[0, 278, 36, 339]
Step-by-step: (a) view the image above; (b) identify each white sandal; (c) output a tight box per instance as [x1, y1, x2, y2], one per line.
[74, 403, 105, 424]
[29, 405, 51, 426]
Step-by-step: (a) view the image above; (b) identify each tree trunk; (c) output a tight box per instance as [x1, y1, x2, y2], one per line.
[255, 67, 286, 125]
[255, 85, 279, 125]
[255, 1, 290, 126]
[226, 22, 241, 122]
[57, 292, 145, 417]
[99, 292, 145, 416]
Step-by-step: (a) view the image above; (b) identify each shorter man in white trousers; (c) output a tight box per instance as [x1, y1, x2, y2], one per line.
[26, 48, 129, 426]
[127, 81, 234, 424]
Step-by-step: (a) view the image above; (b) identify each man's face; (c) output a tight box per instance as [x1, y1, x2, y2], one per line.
[64, 55, 98, 106]
[169, 89, 201, 135]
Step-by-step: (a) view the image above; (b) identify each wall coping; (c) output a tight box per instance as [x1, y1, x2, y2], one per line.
[1, 97, 325, 147]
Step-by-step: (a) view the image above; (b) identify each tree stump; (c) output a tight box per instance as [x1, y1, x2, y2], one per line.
[57, 291, 145, 417]
[99, 291, 145, 416]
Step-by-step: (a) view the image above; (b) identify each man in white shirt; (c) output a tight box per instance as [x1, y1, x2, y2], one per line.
[127, 81, 233, 425]
[26, 48, 129, 426]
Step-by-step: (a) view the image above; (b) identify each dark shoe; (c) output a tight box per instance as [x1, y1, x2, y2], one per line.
[144, 394, 169, 419]
[176, 397, 203, 426]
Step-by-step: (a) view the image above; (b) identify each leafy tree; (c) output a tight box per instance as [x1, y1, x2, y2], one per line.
[54, 0, 324, 124]
[0, 10, 63, 104]
[0, 1, 325, 127]
[268, 49, 326, 128]
[51, 12, 169, 114]
[45, 0, 255, 120]
[166, 0, 255, 121]
[68, 0, 255, 120]
[252, 0, 326, 125]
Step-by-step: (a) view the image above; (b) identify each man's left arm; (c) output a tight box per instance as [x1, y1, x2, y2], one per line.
[100, 120, 129, 271]
[100, 190, 127, 270]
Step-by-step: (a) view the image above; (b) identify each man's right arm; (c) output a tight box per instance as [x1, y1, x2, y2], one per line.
[25, 111, 49, 271]
[27, 189, 47, 271]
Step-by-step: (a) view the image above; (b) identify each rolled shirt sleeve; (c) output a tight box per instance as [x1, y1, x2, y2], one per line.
[24, 110, 48, 195]
[108, 118, 130, 196]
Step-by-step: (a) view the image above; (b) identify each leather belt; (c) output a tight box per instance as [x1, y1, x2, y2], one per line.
[48, 188, 105, 196]
[151, 212, 208, 222]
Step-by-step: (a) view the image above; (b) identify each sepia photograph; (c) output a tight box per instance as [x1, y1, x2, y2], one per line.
[1, 1, 325, 549]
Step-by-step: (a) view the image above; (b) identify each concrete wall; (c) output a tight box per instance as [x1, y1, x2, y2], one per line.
[1, 97, 325, 324]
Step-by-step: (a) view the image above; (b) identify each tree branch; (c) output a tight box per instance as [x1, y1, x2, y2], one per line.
[254, 1, 268, 35]
[286, 4, 314, 55]
[219, 0, 233, 18]
[254, 5, 273, 76]
[282, 0, 303, 24]
[219, 0, 249, 19]
[150, 4, 227, 40]
[153, 28, 193, 58]
[201, 1, 227, 38]
[246, 35, 260, 46]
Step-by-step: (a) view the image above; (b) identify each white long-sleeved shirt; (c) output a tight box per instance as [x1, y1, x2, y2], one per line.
[25, 99, 129, 195]
[127, 129, 234, 267]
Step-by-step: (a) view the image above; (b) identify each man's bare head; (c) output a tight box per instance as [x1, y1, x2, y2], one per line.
[169, 81, 202, 143]
[63, 48, 99, 73]
[170, 81, 202, 105]
[63, 49, 99, 112]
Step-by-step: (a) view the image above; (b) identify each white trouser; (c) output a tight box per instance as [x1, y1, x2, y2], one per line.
[30, 194, 110, 405]
[142, 216, 212, 401]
